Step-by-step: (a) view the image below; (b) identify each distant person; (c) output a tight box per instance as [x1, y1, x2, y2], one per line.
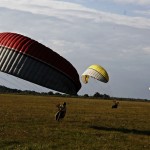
[112, 100, 119, 109]
[55, 102, 67, 121]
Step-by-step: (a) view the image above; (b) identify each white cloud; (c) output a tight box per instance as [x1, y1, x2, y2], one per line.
[49, 40, 74, 54]
[134, 10, 150, 16]
[0, 0, 150, 29]
[113, 0, 150, 5]
[143, 47, 150, 54]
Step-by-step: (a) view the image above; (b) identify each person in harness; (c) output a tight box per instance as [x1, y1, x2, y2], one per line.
[55, 102, 67, 121]
[112, 100, 119, 109]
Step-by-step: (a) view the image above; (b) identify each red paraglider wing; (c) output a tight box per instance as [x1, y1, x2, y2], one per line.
[0, 32, 81, 94]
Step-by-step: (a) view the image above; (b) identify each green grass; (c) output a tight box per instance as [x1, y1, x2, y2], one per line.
[0, 94, 150, 150]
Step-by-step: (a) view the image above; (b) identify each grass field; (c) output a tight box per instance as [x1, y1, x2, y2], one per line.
[0, 94, 150, 150]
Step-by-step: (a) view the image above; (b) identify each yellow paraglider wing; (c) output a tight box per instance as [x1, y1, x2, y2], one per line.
[81, 64, 109, 84]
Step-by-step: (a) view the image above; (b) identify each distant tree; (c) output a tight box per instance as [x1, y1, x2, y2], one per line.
[83, 94, 89, 97]
[93, 92, 102, 98]
[48, 91, 54, 95]
[103, 94, 110, 99]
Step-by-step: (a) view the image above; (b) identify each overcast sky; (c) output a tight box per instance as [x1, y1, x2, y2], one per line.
[0, 0, 150, 99]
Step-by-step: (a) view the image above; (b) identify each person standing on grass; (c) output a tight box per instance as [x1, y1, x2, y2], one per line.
[55, 102, 67, 121]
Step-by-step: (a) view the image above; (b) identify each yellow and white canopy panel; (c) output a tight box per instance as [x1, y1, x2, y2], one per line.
[81, 64, 109, 84]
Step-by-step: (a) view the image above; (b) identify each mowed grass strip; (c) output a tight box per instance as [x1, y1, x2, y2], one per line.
[0, 94, 150, 150]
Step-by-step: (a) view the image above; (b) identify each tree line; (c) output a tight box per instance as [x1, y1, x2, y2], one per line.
[0, 85, 109, 98]
[0, 85, 148, 101]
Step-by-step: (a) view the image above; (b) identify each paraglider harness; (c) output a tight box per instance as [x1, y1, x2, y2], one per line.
[55, 102, 66, 121]
[112, 101, 119, 109]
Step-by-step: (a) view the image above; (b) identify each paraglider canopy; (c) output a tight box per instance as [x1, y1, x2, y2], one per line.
[0, 32, 81, 95]
[81, 64, 109, 84]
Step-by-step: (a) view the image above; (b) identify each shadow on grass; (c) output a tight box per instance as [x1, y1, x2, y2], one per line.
[90, 125, 150, 136]
[0, 140, 21, 149]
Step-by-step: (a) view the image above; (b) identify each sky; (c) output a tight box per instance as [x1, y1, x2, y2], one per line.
[0, 0, 150, 99]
